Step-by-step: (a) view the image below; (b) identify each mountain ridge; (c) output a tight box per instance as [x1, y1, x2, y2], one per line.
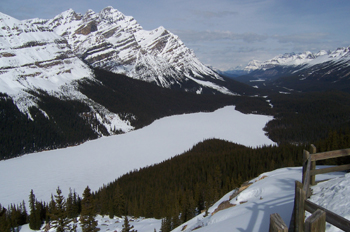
[25, 7, 231, 94]
[221, 46, 350, 92]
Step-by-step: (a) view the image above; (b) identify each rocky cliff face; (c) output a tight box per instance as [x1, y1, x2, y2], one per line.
[30, 6, 231, 94]
[0, 11, 134, 135]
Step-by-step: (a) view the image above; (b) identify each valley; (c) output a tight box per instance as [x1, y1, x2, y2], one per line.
[0, 106, 274, 208]
[1, 4, 350, 232]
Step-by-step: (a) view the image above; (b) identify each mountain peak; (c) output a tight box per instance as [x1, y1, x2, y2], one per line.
[83, 9, 97, 20]
[0, 11, 25, 29]
[99, 6, 125, 22]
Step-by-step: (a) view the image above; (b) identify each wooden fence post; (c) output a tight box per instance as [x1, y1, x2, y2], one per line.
[270, 213, 288, 232]
[310, 145, 316, 186]
[302, 150, 310, 186]
[295, 181, 306, 232]
[305, 209, 326, 232]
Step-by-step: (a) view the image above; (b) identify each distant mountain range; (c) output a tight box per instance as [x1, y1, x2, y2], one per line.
[220, 47, 350, 92]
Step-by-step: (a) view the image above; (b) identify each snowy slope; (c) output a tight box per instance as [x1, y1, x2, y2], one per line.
[0, 106, 273, 208]
[35, 6, 229, 94]
[17, 166, 349, 232]
[19, 216, 162, 232]
[0, 12, 132, 134]
[172, 167, 347, 232]
[0, 12, 92, 112]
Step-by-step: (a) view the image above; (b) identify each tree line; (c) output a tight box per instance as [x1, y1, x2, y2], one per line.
[92, 129, 350, 232]
[1, 129, 349, 232]
[0, 186, 134, 232]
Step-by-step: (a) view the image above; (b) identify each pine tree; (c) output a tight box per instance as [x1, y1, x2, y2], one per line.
[47, 194, 56, 222]
[80, 186, 100, 232]
[20, 200, 28, 225]
[29, 189, 42, 230]
[0, 205, 10, 232]
[160, 217, 171, 232]
[122, 216, 137, 232]
[67, 188, 80, 219]
[50, 187, 73, 232]
[109, 184, 125, 218]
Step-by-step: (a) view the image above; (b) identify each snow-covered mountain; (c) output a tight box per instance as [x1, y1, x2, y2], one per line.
[0, 11, 133, 135]
[227, 46, 350, 92]
[243, 47, 350, 73]
[24, 7, 231, 94]
[0, 6, 240, 117]
[1, 8, 252, 158]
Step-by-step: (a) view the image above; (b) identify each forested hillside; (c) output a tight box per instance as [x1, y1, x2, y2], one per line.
[265, 91, 350, 144]
[1, 126, 349, 232]
[0, 68, 269, 160]
[93, 130, 350, 231]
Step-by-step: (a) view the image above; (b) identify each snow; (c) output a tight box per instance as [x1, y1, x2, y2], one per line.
[309, 172, 350, 232]
[42, 6, 222, 91]
[184, 74, 237, 95]
[2, 105, 350, 232]
[15, 165, 350, 232]
[172, 167, 347, 232]
[19, 216, 161, 232]
[0, 106, 274, 209]
[243, 46, 350, 73]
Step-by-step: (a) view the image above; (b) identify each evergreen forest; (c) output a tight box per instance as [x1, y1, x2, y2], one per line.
[1, 129, 350, 232]
[2, 69, 350, 231]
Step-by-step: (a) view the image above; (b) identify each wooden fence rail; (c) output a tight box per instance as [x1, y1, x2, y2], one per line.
[269, 145, 350, 232]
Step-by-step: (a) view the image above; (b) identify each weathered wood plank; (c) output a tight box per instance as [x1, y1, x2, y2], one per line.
[305, 200, 350, 232]
[310, 145, 316, 186]
[302, 150, 310, 183]
[302, 150, 310, 186]
[305, 209, 325, 232]
[311, 148, 350, 161]
[303, 156, 311, 197]
[295, 183, 306, 232]
[270, 213, 288, 232]
[290, 181, 304, 232]
[310, 164, 350, 176]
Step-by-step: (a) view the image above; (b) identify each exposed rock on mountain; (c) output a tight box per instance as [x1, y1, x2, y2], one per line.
[27, 7, 232, 94]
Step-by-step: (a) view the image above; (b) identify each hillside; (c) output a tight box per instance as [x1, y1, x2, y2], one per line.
[171, 167, 348, 232]
[0, 67, 267, 160]
[7, 165, 350, 232]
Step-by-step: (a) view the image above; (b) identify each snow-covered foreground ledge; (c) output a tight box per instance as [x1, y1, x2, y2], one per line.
[19, 216, 162, 232]
[16, 167, 349, 232]
[172, 167, 346, 232]
[309, 172, 350, 232]
[0, 106, 274, 207]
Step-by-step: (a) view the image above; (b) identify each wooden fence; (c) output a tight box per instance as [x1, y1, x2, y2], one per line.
[269, 145, 350, 232]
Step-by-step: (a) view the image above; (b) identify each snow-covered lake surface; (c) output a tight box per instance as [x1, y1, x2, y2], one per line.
[0, 106, 274, 207]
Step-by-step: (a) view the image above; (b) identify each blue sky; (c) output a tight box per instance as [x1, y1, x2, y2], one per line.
[1, 0, 350, 70]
